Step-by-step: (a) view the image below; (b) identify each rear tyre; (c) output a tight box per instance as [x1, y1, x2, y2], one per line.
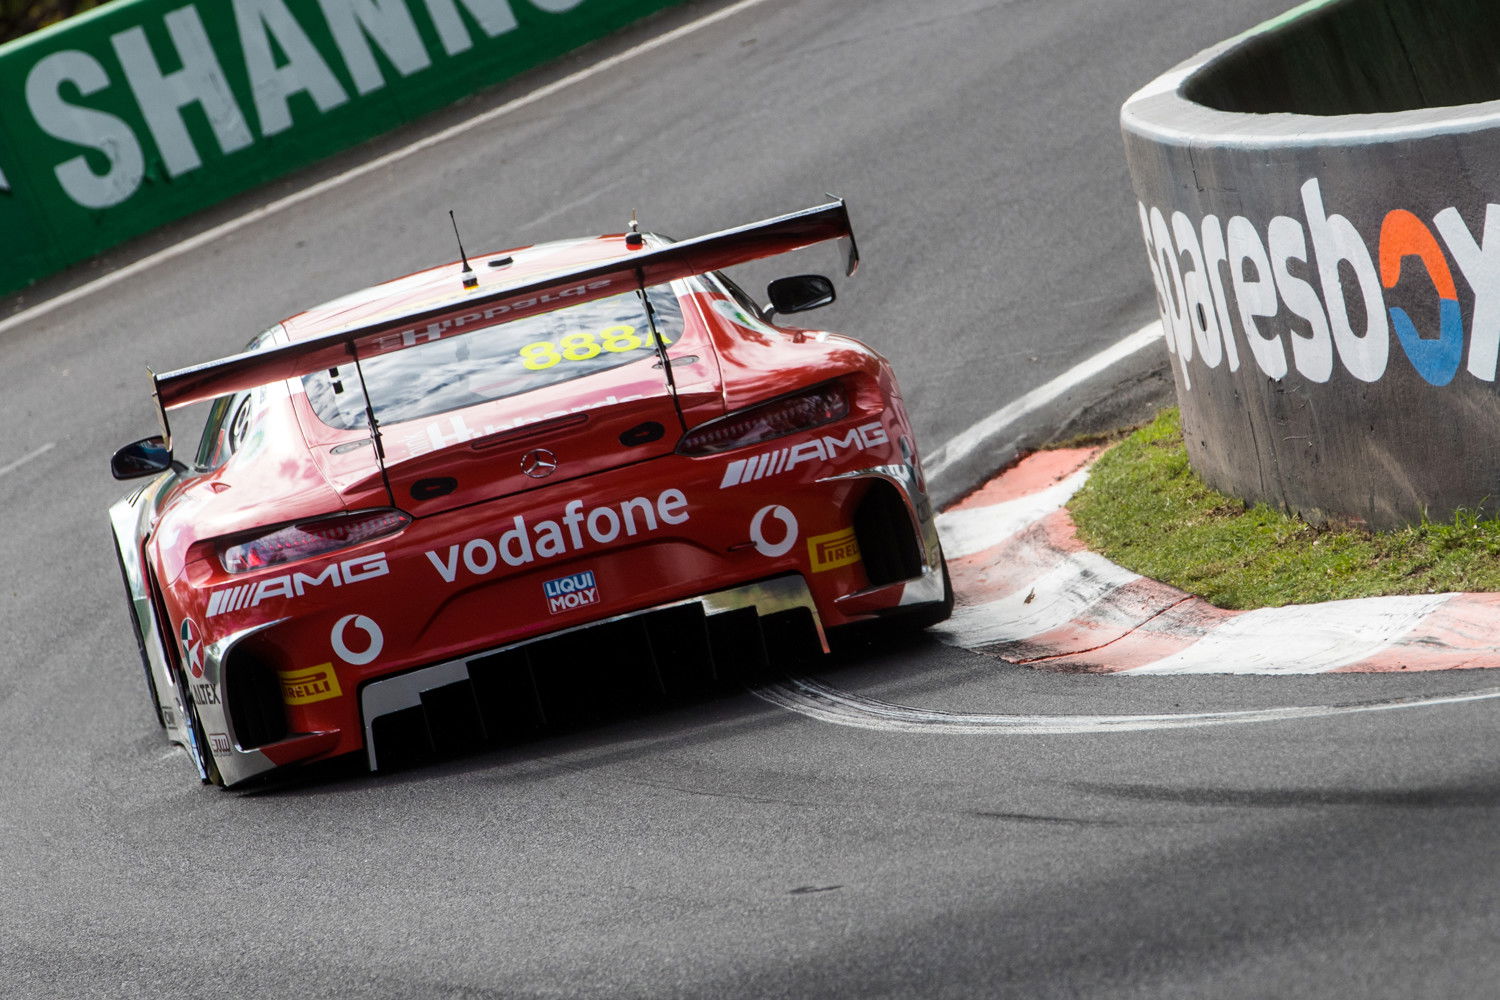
[113, 542, 166, 729]
[827, 558, 953, 656]
[902, 558, 954, 631]
[175, 668, 222, 786]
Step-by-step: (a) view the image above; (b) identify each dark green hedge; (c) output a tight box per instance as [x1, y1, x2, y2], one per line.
[1, 0, 110, 44]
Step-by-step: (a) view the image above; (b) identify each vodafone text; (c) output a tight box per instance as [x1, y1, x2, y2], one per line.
[1139, 177, 1500, 388]
[427, 490, 689, 582]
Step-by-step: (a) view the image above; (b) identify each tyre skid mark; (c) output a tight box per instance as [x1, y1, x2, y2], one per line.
[753, 677, 1500, 736]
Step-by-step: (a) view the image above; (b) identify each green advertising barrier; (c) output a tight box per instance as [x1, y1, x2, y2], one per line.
[0, 0, 689, 299]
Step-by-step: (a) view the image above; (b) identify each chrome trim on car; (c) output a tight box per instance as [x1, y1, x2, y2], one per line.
[197, 618, 288, 787]
[818, 461, 946, 605]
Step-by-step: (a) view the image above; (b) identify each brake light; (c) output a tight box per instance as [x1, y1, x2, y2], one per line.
[678, 383, 849, 455]
[219, 509, 411, 574]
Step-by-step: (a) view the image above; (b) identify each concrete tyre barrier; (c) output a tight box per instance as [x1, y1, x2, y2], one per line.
[1122, 0, 1500, 531]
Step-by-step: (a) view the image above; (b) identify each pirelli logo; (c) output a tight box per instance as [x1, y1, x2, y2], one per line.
[808, 528, 861, 572]
[278, 664, 343, 706]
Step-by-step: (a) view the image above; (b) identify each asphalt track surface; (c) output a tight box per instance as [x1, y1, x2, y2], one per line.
[4, 0, 1498, 997]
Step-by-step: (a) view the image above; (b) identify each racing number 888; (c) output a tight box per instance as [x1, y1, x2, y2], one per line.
[519, 325, 672, 371]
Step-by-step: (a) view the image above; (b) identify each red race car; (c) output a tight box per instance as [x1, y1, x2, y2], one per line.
[109, 201, 950, 786]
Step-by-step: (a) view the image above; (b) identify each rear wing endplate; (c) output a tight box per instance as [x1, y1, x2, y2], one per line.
[150, 200, 859, 425]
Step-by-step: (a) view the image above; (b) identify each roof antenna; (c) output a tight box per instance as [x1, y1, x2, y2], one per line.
[449, 209, 479, 289]
[626, 209, 644, 248]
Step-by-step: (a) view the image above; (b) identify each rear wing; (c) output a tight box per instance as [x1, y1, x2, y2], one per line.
[149, 200, 860, 432]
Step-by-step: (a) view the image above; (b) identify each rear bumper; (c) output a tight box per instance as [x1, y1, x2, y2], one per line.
[203, 574, 823, 785]
[359, 573, 824, 771]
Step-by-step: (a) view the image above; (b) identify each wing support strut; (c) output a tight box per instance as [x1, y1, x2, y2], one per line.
[149, 368, 172, 450]
[347, 342, 396, 508]
[636, 271, 688, 434]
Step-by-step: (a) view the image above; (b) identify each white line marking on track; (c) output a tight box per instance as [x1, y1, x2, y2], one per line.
[0, 442, 55, 477]
[924, 321, 1163, 483]
[937, 467, 1089, 559]
[0, 0, 776, 338]
[754, 677, 1500, 735]
[1122, 594, 1454, 675]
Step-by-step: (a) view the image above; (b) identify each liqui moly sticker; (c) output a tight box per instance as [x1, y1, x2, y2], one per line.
[544, 570, 600, 614]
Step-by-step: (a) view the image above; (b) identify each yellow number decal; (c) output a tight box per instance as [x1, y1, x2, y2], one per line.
[520, 341, 562, 371]
[559, 332, 602, 361]
[519, 325, 675, 369]
[600, 325, 643, 353]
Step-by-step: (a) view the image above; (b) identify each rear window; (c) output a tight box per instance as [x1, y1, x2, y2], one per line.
[303, 287, 684, 430]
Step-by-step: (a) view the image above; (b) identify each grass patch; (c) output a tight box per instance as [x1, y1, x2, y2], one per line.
[1067, 408, 1500, 609]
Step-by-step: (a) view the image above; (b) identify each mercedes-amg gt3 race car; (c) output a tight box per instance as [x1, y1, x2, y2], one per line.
[109, 201, 950, 786]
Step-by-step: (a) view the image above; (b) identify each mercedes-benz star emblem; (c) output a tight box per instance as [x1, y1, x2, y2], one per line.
[521, 448, 558, 479]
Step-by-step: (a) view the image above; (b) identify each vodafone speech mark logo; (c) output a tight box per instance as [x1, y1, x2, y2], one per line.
[332, 615, 383, 666]
[179, 618, 204, 679]
[750, 505, 799, 558]
[1138, 177, 1500, 389]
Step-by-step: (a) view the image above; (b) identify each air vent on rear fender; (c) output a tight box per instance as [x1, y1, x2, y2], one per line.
[225, 648, 288, 750]
[853, 480, 922, 586]
[620, 422, 666, 447]
[412, 477, 458, 501]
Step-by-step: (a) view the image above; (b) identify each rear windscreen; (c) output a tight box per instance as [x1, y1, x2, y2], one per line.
[304, 287, 684, 430]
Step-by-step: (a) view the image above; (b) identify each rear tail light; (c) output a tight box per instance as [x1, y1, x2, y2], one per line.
[678, 382, 849, 455]
[219, 509, 410, 574]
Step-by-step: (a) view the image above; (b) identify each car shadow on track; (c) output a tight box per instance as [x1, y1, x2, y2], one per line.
[233, 624, 955, 798]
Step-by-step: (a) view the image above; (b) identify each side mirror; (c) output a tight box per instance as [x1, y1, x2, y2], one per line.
[766, 274, 836, 317]
[111, 437, 174, 480]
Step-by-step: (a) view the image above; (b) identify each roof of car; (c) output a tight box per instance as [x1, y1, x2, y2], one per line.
[279, 235, 647, 343]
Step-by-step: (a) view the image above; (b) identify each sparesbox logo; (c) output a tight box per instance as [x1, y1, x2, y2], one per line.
[1138, 177, 1500, 389]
